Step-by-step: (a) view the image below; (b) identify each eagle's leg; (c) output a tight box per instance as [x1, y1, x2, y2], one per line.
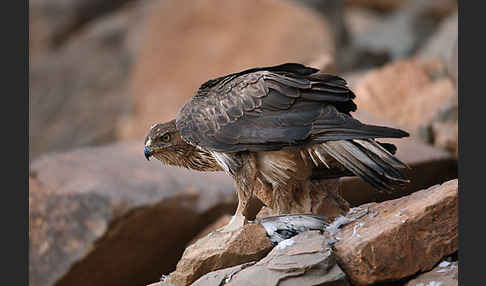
[216, 183, 252, 232]
[219, 186, 252, 232]
[218, 156, 256, 232]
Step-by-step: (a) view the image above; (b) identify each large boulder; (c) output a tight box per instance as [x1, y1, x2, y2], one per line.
[29, 141, 237, 286]
[350, 58, 458, 157]
[352, 59, 455, 133]
[121, 0, 340, 140]
[334, 179, 458, 285]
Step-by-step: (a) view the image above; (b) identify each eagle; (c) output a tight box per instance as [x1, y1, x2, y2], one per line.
[144, 63, 409, 231]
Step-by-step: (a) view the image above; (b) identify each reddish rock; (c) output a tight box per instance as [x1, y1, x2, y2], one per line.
[122, 0, 338, 140]
[333, 179, 458, 285]
[29, 141, 237, 286]
[353, 59, 455, 133]
[166, 224, 273, 286]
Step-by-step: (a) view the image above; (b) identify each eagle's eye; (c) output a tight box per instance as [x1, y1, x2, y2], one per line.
[160, 133, 171, 143]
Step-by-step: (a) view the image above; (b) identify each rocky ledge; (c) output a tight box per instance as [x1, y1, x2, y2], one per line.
[154, 179, 457, 286]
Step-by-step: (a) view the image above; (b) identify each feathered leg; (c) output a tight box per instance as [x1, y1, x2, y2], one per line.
[218, 155, 257, 232]
[220, 184, 252, 232]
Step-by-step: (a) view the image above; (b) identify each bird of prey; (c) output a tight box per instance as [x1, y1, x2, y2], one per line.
[144, 63, 409, 231]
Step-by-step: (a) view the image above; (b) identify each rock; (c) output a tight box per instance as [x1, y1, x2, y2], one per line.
[341, 0, 457, 71]
[29, 0, 148, 55]
[416, 12, 458, 78]
[188, 215, 232, 245]
[414, 12, 458, 156]
[333, 179, 458, 285]
[295, 0, 348, 49]
[166, 223, 273, 286]
[176, 180, 458, 286]
[344, 7, 382, 38]
[29, 0, 152, 161]
[192, 231, 350, 286]
[29, 141, 237, 286]
[405, 259, 458, 286]
[353, 59, 455, 134]
[351, 58, 458, 157]
[122, 0, 338, 140]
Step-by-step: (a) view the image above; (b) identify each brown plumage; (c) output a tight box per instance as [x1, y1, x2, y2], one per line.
[144, 63, 409, 231]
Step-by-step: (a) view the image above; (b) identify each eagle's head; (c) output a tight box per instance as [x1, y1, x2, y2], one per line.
[144, 120, 188, 164]
[144, 119, 222, 171]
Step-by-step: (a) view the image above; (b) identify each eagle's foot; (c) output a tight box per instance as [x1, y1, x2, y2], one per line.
[217, 215, 248, 233]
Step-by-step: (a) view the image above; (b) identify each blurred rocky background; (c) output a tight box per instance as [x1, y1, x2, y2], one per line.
[29, 0, 458, 285]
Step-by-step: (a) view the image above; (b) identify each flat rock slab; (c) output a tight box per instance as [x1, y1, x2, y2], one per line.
[333, 179, 458, 285]
[29, 141, 236, 286]
[192, 231, 349, 286]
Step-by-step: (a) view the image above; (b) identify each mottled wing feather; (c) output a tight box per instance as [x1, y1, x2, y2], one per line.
[176, 63, 408, 153]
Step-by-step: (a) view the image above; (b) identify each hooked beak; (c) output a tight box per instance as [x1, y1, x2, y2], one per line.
[144, 146, 154, 160]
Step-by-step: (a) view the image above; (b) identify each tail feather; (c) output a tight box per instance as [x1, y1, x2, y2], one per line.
[321, 139, 409, 190]
[353, 139, 408, 169]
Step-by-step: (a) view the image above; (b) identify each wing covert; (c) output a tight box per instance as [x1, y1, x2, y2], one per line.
[176, 64, 407, 153]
